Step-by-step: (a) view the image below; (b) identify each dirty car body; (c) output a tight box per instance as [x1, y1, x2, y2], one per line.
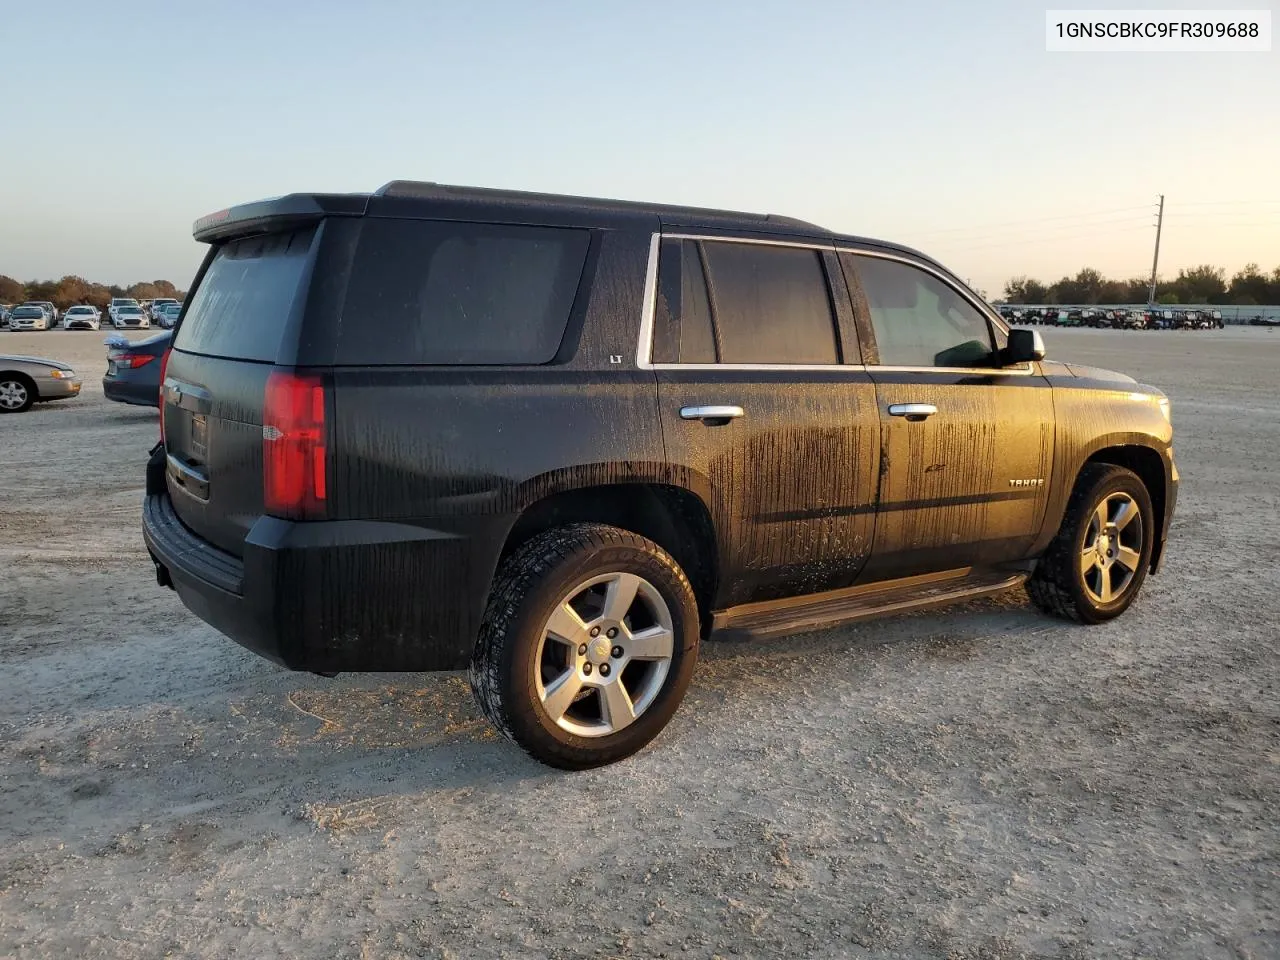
[142, 181, 1178, 767]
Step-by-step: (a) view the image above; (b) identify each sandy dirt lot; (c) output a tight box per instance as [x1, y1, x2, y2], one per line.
[1, 327, 1277, 959]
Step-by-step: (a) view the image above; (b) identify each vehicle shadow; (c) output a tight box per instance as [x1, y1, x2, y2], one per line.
[2, 595, 1059, 850]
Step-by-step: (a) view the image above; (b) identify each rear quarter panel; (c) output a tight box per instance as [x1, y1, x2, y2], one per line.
[326, 227, 665, 639]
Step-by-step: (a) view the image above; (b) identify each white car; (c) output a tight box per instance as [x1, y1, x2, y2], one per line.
[148, 297, 179, 321]
[112, 306, 150, 330]
[7, 305, 51, 331]
[108, 298, 142, 325]
[156, 302, 182, 328]
[62, 305, 101, 330]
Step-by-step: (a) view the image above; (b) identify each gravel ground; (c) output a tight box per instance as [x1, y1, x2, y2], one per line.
[1, 327, 1277, 960]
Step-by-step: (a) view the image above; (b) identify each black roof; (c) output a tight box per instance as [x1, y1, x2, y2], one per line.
[372, 180, 826, 234]
[191, 180, 943, 271]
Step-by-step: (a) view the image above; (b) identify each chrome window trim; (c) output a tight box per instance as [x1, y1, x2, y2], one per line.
[636, 231, 1031, 375]
[635, 232, 661, 368]
[661, 232, 836, 252]
[873, 363, 1035, 376]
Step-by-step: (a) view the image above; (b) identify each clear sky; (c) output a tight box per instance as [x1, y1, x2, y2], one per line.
[2, 0, 1276, 296]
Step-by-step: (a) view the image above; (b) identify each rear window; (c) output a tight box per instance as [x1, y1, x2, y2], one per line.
[338, 219, 590, 365]
[173, 228, 315, 361]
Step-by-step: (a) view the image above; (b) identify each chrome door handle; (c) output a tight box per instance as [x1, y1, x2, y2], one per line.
[680, 405, 744, 424]
[888, 403, 937, 420]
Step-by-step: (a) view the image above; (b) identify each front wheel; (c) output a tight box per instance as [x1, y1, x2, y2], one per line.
[470, 523, 700, 769]
[1027, 464, 1155, 623]
[0, 376, 35, 413]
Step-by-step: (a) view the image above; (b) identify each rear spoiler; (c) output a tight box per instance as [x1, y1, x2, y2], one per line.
[193, 192, 369, 243]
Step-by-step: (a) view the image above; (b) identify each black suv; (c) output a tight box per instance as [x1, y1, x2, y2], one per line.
[143, 182, 1178, 769]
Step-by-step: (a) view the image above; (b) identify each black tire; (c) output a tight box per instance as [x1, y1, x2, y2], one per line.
[0, 374, 36, 413]
[1027, 464, 1155, 623]
[469, 523, 700, 769]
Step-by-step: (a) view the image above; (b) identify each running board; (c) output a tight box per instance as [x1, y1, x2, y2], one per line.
[711, 568, 1028, 642]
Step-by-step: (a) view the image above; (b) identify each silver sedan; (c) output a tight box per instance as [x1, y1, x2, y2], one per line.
[0, 355, 83, 413]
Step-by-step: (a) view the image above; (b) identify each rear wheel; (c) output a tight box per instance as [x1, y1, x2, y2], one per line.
[470, 523, 699, 769]
[0, 375, 35, 413]
[1027, 464, 1154, 623]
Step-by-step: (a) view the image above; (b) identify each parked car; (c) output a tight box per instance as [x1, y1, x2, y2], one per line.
[112, 306, 150, 329]
[26, 301, 59, 326]
[148, 298, 180, 321]
[142, 181, 1178, 769]
[7, 305, 51, 331]
[16, 301, 58, 326]
[0, 354, 82, 412]
[0, 305, 12, 328]
[156, 302, 182, 328]
[103, 330, 171, 406]
[108, 298, 142, 325]
[62, 305, 102, 330]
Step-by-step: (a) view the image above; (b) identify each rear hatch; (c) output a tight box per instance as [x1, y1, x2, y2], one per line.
[163, 227, 318, 556]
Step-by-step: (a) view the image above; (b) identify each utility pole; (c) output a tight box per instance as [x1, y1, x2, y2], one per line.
[1148, 194, 1164, 305]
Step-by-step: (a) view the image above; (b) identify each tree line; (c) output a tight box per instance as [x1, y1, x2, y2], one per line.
[0, 274, 188, 312]
[1002, 263, 1280, 306]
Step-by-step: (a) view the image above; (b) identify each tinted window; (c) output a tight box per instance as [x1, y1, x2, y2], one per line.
[339, 220, 590, 365]
[853, 256, 994, 367]
[679, 242, 717, 363]
[655, 239, 718, 364]
[174, 227, 315, 362]
[701, 242, 838, 364]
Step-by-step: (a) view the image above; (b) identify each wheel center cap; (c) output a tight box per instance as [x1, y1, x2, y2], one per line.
[587, 636, 612, 665]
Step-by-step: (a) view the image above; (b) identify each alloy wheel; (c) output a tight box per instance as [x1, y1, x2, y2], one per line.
[0, 380, 29, 410]
[1080, 492, 1144, 604]
[534, 572, 675, 738]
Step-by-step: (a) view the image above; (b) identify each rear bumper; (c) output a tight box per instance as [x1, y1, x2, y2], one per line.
[103, 376, 159, 407]
[141, 452, 494, 672]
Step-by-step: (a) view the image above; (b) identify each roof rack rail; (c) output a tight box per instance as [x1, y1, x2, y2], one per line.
[372, 180, 826, 232]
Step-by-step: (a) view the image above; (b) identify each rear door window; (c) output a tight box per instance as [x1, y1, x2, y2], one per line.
[173, 227, 316, 362]
[654, 239, 717, 363]
[338, 219, 590, 365]
[699, 241, 839, 364]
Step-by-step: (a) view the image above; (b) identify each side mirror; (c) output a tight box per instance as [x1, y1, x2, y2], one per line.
[1004, 328, 1046, 364]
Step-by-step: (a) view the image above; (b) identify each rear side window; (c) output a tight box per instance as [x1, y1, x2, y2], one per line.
[700, 241, 838, 364]
[174, 227, 315, 362]
[338, 220, 590, 365]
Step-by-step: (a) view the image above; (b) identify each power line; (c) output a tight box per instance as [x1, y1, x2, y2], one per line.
[922, 222, 1153, 251]
[1170, 199, 1280, 207]
[1163, 210, 1280, 220]
[1161, 220, 1280, 230]
[905, 204, 1155, 238]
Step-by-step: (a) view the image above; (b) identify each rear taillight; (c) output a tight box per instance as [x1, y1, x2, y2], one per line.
[115, 353, 156, 368]
[158, 347, 171, 441]
[263, 370, 327, 520]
